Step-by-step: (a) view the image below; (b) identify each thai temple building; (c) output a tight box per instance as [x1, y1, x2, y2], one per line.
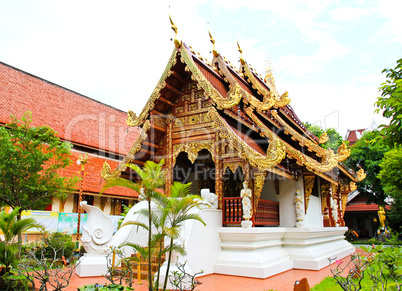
[95, 20, 367, 279]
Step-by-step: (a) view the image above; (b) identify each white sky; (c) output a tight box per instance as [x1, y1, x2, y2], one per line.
[1, 0, 401, 138]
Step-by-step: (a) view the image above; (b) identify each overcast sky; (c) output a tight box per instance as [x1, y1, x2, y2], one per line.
[1, 0, 401, 137]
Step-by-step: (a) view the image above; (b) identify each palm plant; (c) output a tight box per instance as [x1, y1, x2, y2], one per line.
[101, 160, 165, 291]
[153, 182, 206, 291]
[101, 161, 206, 291]
[0, 207, 41, 270]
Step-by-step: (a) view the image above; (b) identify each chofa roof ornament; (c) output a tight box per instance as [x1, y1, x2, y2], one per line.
[169, 15, 182, 48]
[209, 31, 219, 58]
[237, 41, 245, 65]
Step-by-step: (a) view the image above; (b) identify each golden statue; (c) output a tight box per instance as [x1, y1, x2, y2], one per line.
[378, 206, 386, 229]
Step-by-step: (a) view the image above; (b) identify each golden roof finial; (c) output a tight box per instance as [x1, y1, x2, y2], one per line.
[169, 15, 182, 48]
[208, 31, 219, 58]
[264, 58, 276, 88]
[237, 41, 245, 65]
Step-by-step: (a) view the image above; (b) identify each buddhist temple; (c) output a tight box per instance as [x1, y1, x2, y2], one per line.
[100, 20, 366, 278]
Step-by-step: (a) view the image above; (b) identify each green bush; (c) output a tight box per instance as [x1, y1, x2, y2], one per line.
[28, 232, 75, 260]
[46, 232, 75, 259]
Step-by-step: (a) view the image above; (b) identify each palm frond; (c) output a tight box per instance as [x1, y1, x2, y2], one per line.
[100, 176, 139, 194]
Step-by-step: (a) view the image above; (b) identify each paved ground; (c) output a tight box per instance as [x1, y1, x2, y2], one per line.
[63, 259, 342, 291]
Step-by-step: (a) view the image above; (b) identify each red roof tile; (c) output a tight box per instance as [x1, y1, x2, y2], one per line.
[345, 204, 390, 212]
[0, 62, 140, 199]
[60, 151, 138, 198]
[0, 62, 139, 155]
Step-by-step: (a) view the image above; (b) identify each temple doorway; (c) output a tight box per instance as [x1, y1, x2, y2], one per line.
[173, 149, 215, 195]
[223, 167, 244, 197]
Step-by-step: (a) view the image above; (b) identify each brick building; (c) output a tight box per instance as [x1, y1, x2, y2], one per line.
[0, 61, 139, 215]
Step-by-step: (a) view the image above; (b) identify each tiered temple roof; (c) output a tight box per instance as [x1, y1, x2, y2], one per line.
[106, 28, 363, 187]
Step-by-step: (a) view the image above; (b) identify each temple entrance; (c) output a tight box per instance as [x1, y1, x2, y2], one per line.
[173, 149, 215, 195]
[223, 167, 244, 197]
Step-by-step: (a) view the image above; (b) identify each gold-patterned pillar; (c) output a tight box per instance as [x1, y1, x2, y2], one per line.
[215, 134, 223, 209]
[165, 115, 173, 196]
[253, 170, 266, 210]
[321, 184, 331, 227]
[339, 182, 350, 227]
[303, 175, 315, 214]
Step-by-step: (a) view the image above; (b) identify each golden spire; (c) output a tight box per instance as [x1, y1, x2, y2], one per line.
[237, 41, 245, 65]
[208, 31, 219, 58]
[169, 15, 182, 48]
[264, 59, 276, 88]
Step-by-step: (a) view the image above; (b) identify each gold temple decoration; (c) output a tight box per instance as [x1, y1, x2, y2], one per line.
[349, 182, 357, 192]
[172, 140, 215, 164]
[237, 41, 245, 65]
[209, 107, 286, 171]
[223, 162, 244, 174]
[337, 142, 351, 162]
[115, 120, 151, 175]
[271, 110, 326, 157]
[319, 132, 329, 144]
[180, 47, 241, 110]
[341, 193, 348, 216]
[264, 60, 276, 89]
[101, 161, 116, 181]
[321, 184, 330, 218]
[213, 54, 276, 110]
[356, 168, 367, 182]
[303, 176, 315, 214]
[253, 172, 266, 209]
[271, 110, 351, 163]
[209, 31, 219, 58]
[246, 107, 341, 173]
[241, 61, 290, 108]
[127, 49, 178, 127]
[331, 183, 338, 198]
[169, 15, 182, 48]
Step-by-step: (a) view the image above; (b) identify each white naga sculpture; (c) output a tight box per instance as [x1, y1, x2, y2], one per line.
[241, 181, 253, 228]
[198, 189, 219, 209]
[294, 188, 304, 228]
[80, 201, 115, 254]
[76, 189, 218, 279]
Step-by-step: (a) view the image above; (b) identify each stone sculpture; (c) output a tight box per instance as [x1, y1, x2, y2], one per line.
[241, 181, 253, 228]
[294, 188, 304, 227]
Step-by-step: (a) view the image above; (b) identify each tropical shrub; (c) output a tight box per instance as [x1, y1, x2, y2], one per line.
[330, 235, 402, 290]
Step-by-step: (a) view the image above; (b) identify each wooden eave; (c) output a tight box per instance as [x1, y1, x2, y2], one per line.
[279, 106, 318, 143]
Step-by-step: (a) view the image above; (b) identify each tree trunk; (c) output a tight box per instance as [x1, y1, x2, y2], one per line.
[148, 196, 153, 291]
[163, 237, 174, 291]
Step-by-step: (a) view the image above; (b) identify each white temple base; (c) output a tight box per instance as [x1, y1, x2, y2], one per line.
[284, 227, 355, 270]
[75, 253, 109, 277]
[213, 226, 354, 278]
[214, 228, 293, 278]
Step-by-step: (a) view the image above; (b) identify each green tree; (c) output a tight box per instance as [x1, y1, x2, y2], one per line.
[305, 123, 344, 151]
[345, 130, 389, 205]
[0, 112, 77, 215]
[375, 58, 402, 147]
[378, 148, 402, 231]
[0, 207, 41, 270]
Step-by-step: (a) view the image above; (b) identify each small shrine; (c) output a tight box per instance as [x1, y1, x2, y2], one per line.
[96, 19, 366, 279]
